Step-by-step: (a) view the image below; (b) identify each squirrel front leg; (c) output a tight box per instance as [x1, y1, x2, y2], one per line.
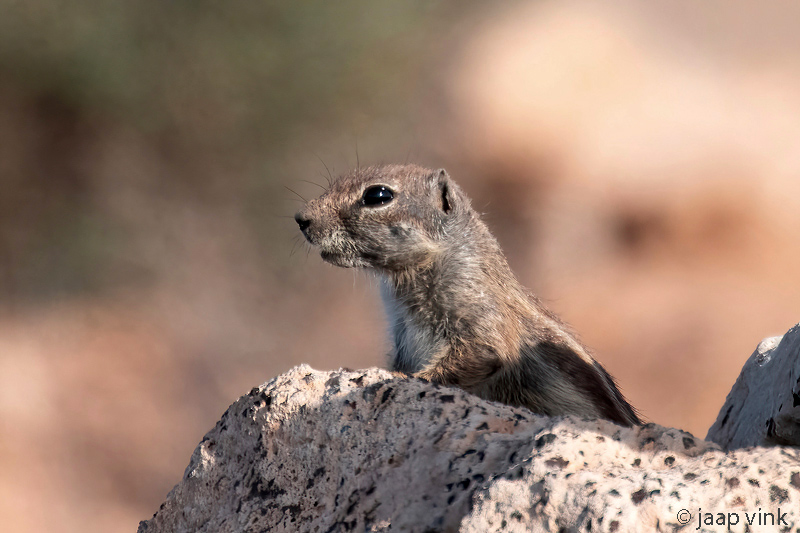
[413, 344, 502, 391]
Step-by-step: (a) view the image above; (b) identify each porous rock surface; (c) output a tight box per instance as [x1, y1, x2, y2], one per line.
[139, 364, 800, 533]
[707, 324, 800, 450]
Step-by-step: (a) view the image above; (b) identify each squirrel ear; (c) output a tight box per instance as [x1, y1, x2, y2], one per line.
[435, 168, 465, 215]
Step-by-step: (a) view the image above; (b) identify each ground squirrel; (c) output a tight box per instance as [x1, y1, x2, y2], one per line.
[295, 164, 640, 426]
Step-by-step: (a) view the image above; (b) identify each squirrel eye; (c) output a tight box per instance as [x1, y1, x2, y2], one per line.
[362, 185, 394, 206]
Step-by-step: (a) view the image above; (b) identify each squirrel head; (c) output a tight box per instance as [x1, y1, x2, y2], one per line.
[295, 164, 471, 273]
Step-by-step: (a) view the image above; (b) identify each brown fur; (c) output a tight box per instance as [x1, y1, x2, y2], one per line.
[295, 164, 640, 426]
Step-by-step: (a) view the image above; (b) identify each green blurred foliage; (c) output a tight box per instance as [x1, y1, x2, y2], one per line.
[1, 1, 439, 140]
[0, 0, 465, 302]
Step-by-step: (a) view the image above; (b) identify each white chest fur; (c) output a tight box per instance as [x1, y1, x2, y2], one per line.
[380, 279, 439, 373]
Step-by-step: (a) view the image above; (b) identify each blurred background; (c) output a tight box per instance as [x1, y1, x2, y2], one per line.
[2, 0, 800, 531]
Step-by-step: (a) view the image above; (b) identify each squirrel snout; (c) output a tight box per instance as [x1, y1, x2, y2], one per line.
[294, 212, 311, 232]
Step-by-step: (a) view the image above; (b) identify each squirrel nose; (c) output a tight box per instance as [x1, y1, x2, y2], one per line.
[294, 212, 311, 232]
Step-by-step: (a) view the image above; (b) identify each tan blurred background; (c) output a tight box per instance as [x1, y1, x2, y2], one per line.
[2, 1, 800, 531]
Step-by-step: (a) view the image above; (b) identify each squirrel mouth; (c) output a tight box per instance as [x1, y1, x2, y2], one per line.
[320, 250, 352, 267]
[320, 249, 373, 269]
[320, 250, 341, 261]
